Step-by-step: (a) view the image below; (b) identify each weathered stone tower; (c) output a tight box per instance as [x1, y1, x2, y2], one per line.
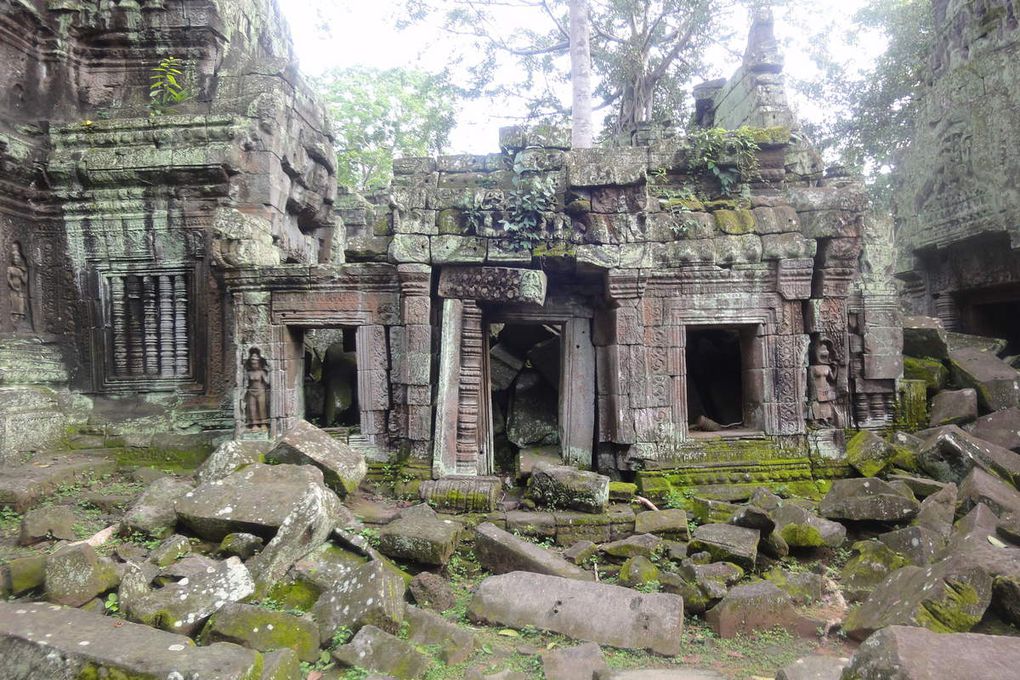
[895, 0, 1020, 350]
[0, 0, 336, 459]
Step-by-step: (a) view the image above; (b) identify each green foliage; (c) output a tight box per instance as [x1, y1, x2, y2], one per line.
[0, 506, 21, 531]
[315, 66, 456, 191]
[635, 579, 661, 593]
[500, 172, 557, 247]
[124, 531, 161, 551]
[299, 650, 337, 675]
[149, 57, 191, 113]
[357, 527, 381, 548]
[687, 126, 761, 196]
[663, 486, 694, 510]
[254, 597, 306, 617]
[330, 626, 354, 648]
[788, 0, 933, 200]
[103, 593, 119, 615]
[456, 190, 488, 233]
[400, 0, 736, 136]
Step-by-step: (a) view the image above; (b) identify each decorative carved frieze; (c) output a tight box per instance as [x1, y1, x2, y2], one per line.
[438, 266, 547, 305]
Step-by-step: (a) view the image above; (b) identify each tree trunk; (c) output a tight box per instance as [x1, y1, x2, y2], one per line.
[569, 0, 594, 148]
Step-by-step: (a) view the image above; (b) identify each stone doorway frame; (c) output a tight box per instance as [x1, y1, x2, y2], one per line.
[683, 322, 768, 437]
[487, 309, 596, 469]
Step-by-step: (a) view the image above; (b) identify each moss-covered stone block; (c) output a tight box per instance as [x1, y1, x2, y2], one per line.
[904, 356, 949, 392]
[713, 209, 757, 235]
[619, 555, 660, 589]
[845, 430, 892, 478]
[201, 602, 320, 662]
[609, 481, 637, 502]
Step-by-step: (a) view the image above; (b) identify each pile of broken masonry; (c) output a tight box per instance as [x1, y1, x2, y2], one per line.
[3, 317, 1020, 679]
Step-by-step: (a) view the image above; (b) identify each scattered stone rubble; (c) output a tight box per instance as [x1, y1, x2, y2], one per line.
[3, 326, 1020, 679]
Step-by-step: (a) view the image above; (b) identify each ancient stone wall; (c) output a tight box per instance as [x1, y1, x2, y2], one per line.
[0, 0, 336, 457]
[895, 0, 1020, 332]
[0, 4, 901, 481]
[255, 10, 898, 484]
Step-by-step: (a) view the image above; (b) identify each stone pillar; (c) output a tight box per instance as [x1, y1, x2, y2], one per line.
[560, 316, 596, 468]
[356, 324, 389, 446]
[455, 301, 492, 475]
[433, 298, 462, 478]
[601, 271, 648, 455]
[396, 264, 432, 460]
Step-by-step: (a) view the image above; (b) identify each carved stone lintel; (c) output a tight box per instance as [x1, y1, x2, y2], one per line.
[438, 266, 547, 305]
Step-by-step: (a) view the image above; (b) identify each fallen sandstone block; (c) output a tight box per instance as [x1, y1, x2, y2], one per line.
[475, 522, 592, 580]
[843, 625, 1020, 680]
[468, 571, 683, 655]
[0, 601, 264, 679]
[266, 419, 367, 496]
[527, 462, 610, 514]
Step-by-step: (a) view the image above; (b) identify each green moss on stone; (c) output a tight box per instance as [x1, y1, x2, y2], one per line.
[619, 556, 660, 588]
[745, 126, 792, 146]
[532, 242, 575, 258]
[713, 209, 756, 235]
[903, 356, 949, 392]
[778, 523, 825, 548]
[609, 481, 638, 502]
[265, 579, 320, 612]
[915, 580, 985, 633]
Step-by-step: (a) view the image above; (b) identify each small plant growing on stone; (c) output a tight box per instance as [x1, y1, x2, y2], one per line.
[356, 527, 381, 548]
[687, 126, 761, 196]
[636, 579, 661, 593]
[149, 56, 191, 114]
[457, 189, 488, 233]
[0, 506, 21, 530]
[500, 172, 557, 248]
[330, 626, 353, 648]
[125, 530, 161, 550]
[103, 592, 119, 615]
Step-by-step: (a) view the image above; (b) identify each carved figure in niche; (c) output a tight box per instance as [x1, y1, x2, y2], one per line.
[7, 242, 29, 330]
[244, 347, 270, 431]
[808, 339, 841, 427]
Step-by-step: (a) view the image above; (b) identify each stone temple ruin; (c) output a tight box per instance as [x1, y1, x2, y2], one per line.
[1, 1, 1020, 679]
[0, 1, 900, 493]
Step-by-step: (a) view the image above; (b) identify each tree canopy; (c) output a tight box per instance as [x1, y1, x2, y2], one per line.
[401, 0, 741, 137]
[789, 0, 933, 196]
[314, 66, 457, 191]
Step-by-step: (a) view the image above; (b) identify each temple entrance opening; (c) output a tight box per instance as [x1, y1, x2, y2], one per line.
[302, 328, 360, 431]
[686, 325, 763, 434]
[488, 322, 562, 474]
[956, 284, 1020, 355]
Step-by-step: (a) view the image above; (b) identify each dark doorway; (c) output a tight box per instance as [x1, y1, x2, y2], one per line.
[686, 328, 744, 430]
[303, 328, 359, 429]
[958, 285, 1020, 355]
[488, 323, 562, 474]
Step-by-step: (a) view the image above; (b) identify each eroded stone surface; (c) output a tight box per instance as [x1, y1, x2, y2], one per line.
[469, 572, 684, 655]
[0, 601, 262, 680]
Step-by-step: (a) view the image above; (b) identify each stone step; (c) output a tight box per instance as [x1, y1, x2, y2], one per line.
[0, 452, 117, 512]
[0, 601, 265, 679]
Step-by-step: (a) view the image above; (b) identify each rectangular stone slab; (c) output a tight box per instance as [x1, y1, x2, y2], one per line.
[468, 571, 683, 655]
[0, 601, 261, 679]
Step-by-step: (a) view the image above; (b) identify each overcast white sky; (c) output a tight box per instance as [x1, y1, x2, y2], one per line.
[278, 0, 882, 154]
